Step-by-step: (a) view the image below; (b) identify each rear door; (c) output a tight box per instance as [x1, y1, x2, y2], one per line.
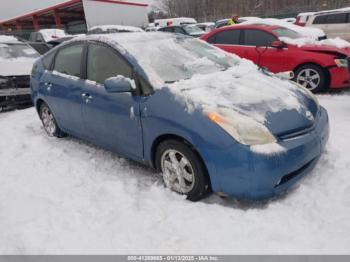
[42, 43, 85, 133]
[208, 29, 245, 57]
[81, 42, 143, 160]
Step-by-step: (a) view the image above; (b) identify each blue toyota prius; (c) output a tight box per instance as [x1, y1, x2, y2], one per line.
[31, 33, 329, 201]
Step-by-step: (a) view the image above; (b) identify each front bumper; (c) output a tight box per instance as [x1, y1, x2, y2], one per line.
[0, 75, 32, 108]
[201, 106, 329, 199]
[329, 65, 349, 89]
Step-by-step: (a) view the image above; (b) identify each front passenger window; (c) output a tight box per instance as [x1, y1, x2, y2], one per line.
[87, 44, 132, 85]
[54, 44, 83, 77]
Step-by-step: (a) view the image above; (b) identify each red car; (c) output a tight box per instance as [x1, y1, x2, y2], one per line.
[201, 24, 350, 92]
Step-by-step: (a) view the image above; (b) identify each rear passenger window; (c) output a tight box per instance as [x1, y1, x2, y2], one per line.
[326, 13, 348, 24]
[242, 30, 276, 47]
[313, 15, 328, 24]
[87, 44, 132, 85]
[210, 30, 241, 45]
[54, 44, 83, 77]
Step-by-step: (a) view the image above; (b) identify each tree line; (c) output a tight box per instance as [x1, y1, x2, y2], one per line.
[152, 0, 350, 22]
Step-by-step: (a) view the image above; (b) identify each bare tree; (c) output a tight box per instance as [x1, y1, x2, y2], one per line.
[157, 0, 350, 22]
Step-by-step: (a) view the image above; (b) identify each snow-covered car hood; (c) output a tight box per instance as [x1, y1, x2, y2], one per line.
[0, 59, 35, 76]
[167, 61, 319, 137]
[280, 37, 350, 56]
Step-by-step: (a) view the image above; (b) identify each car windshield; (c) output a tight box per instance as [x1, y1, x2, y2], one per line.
[183, 25, 204, 35]
[0, 43, 40, 59]
[272, 28, 303, 39]
[120, 35, 239, 84]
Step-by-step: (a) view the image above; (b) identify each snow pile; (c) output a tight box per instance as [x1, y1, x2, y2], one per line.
[89, 25, 144, 33]
[0, 94, 350, 254]
[241, 18, 326, 40]
[250, 143, 287, 155]
[280, 36, 350, 49]
[39, 29, 68, 42]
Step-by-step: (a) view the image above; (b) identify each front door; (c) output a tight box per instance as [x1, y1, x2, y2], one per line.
[81, 43, 143, 160]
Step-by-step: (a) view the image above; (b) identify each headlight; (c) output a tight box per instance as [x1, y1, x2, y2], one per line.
[334, 58, 348, 68]
[292, 81, 320, 109]
[206, 108, 276, 146]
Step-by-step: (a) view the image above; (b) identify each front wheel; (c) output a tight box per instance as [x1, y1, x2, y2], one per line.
[156, 140, 211, 201]
[39, 102, 66, 138]
[294, 64, 328, 93]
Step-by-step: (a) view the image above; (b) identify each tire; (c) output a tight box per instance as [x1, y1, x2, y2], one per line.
[294, 64, 328, 93]
[39, 102, 66, 138]
[155, 139, 211, 201]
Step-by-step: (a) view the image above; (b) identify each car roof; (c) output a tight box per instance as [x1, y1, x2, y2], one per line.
[213, 24, 281, 32]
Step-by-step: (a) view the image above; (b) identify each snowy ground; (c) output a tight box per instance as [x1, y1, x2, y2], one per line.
[0, 94, 350, 255]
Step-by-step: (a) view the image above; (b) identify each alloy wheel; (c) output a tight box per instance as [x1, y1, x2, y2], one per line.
[296, 68, 321, 91]
[161, 149, 195, 194]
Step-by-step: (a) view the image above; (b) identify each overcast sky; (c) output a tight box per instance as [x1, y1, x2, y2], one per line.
[0, 0, 157, 21]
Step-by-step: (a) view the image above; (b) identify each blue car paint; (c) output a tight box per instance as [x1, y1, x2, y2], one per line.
[31, 37, 330, 200]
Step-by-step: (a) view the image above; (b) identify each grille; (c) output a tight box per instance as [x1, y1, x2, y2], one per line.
[9, 75, 30, 89]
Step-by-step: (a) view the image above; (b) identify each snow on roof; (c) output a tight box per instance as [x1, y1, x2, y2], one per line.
[241, 18, 326, 39]
[39, 29, 68, 42]
[315, 6, 350, 15]
[89, 25, 144, 32]
[0, 35, 20, 43]
[297, 12, 316, 17]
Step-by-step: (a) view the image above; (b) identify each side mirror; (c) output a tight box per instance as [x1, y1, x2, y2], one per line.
[104, 76, 133, 93]
[271, 40, 286, 49]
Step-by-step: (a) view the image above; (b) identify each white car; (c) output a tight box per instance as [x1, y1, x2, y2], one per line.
[306, 8, 350, 42]
[0, 36, 40, 110]
[29, 29, 69, 43]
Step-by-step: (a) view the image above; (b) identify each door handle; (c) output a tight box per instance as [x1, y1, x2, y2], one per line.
[44, 82, 52, 91]
[82, 93, 93, 103]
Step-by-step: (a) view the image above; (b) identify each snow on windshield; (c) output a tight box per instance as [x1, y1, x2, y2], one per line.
[0, 43, 39, 60]
[115, 34, 239, 84]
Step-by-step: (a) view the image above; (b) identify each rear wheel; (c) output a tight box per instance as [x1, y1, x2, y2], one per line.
[294, 64, 328, 93]
[156, 139, 211, 201]
[39, 103, 66, 138]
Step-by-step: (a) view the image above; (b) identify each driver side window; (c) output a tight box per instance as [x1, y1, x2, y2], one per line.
[87, 44, 133, 85]
[242, 30, 277, 47]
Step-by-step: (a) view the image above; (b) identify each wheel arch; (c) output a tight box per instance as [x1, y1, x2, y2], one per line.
[293, 62, 331, 87]
[150, 134, 212, 190]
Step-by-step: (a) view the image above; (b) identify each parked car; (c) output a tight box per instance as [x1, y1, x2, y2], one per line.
[281, 18, 297, 23]
[0, 36, 40, 110]
[214, 19, 230, 29]
[31, 33, 329, 201]
[195, 22, 215, 32]
[241, 18, 327, 40]
[87, 25, 144, 34]
[215, 17, 259, 29]
[158, 24, 205, 37]
[154, 17, 197, 28]
[201, 24, 350, 92]
[29, 29, 69, 43]
[306, 9, 350, 41]
[295, 12, 316, 26]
